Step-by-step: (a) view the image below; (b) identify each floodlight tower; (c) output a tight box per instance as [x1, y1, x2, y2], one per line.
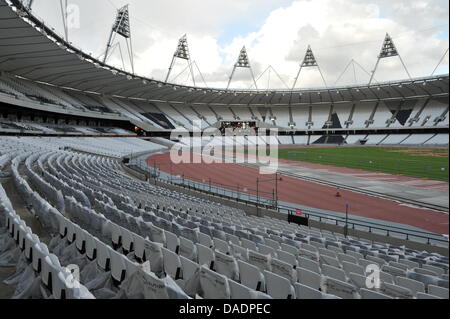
[226, 46, 258, 90]
[291, 45, 327, 89]
[368, 33, 411, 85]
[103, 4, 135, 74]
[165, 35, 196, 86]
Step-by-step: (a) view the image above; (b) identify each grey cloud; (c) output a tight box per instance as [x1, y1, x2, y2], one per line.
[28, 0, 449, 89]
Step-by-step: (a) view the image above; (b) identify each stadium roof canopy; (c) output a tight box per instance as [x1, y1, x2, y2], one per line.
[0, 0, 448, 106]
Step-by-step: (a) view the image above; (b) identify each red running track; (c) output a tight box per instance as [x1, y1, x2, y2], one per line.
[147, 153, 449, 235]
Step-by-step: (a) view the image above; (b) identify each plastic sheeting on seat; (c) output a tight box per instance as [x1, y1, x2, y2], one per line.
[214, 250, 239, 281]
[248, 250, 271, 272]
[322, 277, 358, 299]
[270, 258, 297, 283]
[198, 266, 231, 299]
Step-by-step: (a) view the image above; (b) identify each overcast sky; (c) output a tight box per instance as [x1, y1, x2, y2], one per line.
[29, 0, 449, 89]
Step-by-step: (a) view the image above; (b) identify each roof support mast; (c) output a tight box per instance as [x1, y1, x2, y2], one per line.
[251, 65, 289, 90]
[431, 48, 449, 76]
[226, 46, 258, 91]
[165, 35, 196, 86]
[59, 0, 68, 41]
[335, 59, 377, 85]
[103, 4, 134, 74]
[369, 33, 411, 85]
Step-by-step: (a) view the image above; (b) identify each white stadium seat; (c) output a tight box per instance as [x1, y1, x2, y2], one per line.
[229, 279, 255, 299]
[342, 261, 365, 276]
[338, 253, 358, 265]
[263, 270, 296, 299]
[197, 244, 215, 269]
[395, 277, 425, 296]
[41, 254, 62, 290]
[422, 264, 446, 277]
[198, 232, 213, 248]
[248, 250, 271, 272]
[179, 237, 197, 261]
[162, 247, 182, 280]
[213, 237, 230, 254]
[121, 227, 134, 253]
[132, 233, 145, 261]
[320, 254, 341, 269]
[180, 255, 200, 284]
[381, 265, 406, 277]
[241, 238, 258, 251]
[165, 231, 180, 253]
[359, 288, 393, 299]
[238, 259, 265, 291]
[379, 282, 413, 299]
[294, 283, 322, 299]
[149, 224, 166, 245]
[258, 244, 276, 257]
[32, 242, 49, 273]
[398, 259, 420, 269]
[380, 271, 394, 284]
[75, 228, 87, 253]
[198, 266, 231, 299]
[110, 249, 127, 283]
[214, 250, 239, 281]
[298, 257, 320, 274]
[322, 277, 357, 299]
[280, 243, 297, 256]
[270, 258, 297, 283]
[277, 250, 298, 268]
[428, 285, 449, 299]
[96, 239, 111, 271]
[347, 272, 368, 290]
[322, 264, 347, 282]
[416, 292, 442, 299]
[297, 267, 321, 290]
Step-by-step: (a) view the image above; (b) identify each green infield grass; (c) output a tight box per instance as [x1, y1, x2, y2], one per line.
[276, 147, 449, 181]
